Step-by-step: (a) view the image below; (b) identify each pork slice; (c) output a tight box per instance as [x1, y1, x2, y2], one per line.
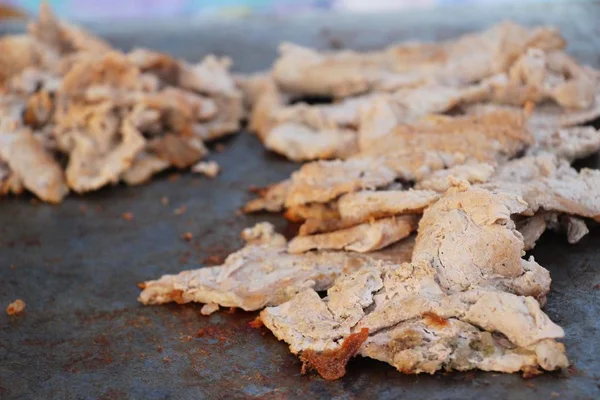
[256, 81, 492, 162]
[516, 213, 558, 251]
[0, 35, 60, 83]
[528, 126, 600, 162]
[178, 55, 238, 97]
[559, 215, 590, 244]
[127, 48, 181, 86]
[284, 157, 397, 207]
[121, 151, 170, 186]
[288, 216, 419, 254]
[298, 190, 440, 235]
[264, 123, 357, 161]
[284, 150, 462, 207]
[416, 163, 495, 192]
[58, 51, 143, 100]
[244, 180, 291, 213]
[65, 108, 146, 193]
[484, 154, 600, 221]
[141, 87, 218, 123]
[485, 49, 597, 109]
[251, 86, 372, 161]
[466, 86, 600, 129]
[261, 185, 566, 377]
[147, 134, 207, 169]
[272, 22, 564, 98]
[0, 128, 68, 203]
[139, 222, 385, 311]
[359, 104, 532, 163]
[339, 190, 441, 220]
[413, 183, 550, 301]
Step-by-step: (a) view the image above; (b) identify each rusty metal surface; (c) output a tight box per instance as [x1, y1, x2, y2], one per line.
[1, 2, 600, 399]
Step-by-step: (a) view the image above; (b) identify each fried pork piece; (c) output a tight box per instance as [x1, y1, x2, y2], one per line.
[416, 163, 495, 192]
[249, 78, 365, 161]
[486, 49, 597, 109]
[244, 180, 291, 213]
[120, 151, 169, 186]
[359, 104, 532, 162]
[273, 22, 564, 98]
[250, 77, 490, 161]
[139, 222, 389, 311]
[413, 183, 550, 301]
[516, 213, 558, 251]
[288, 215, 419, 254]
[297, 190, 439, 235]
[484, 153, 600, 221]
[528, 126, 600, 162]
[284, 150, 463, 208]
[0, 128, 68, 203]
[261, 185, 567, 377]
[264, 123, 358, 161]
[0, 35, 60, 83]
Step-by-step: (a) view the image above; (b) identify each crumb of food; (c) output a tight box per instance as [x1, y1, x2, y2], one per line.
[174, 206, 187, 216]
[162, 356, 171, 363]
[196, 329, 206, 337]
[181, 232, 193, 241]
[6, 299, 26, 316]
[594, 283, 600, 289]
[200, 303, 219, 316]
[9, 264, 15, 270]
[248, 317, 264, 329]
[161, 196, 169, 206]
[137, 282, 147, 290]
[191, 161, 220, 178]
[157, 345, 163, 353]
[122, 212, 134, 221]
[215, 144, 226, 153]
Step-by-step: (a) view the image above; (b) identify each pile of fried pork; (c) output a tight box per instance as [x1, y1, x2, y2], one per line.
[0, 4, 243, 202]
[140, 22, 600, 380]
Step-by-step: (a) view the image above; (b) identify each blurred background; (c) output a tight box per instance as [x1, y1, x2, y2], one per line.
[0, 0, 579, 21]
